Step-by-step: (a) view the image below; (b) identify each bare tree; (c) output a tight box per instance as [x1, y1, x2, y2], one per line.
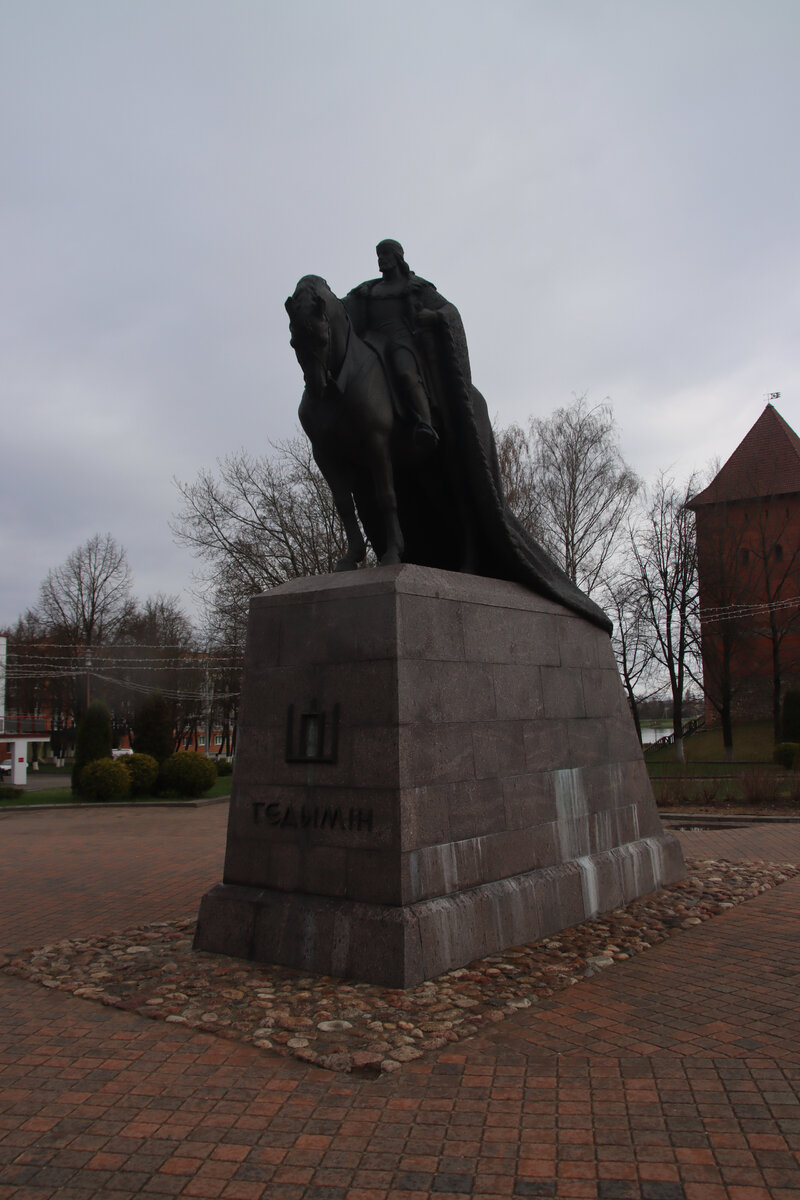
[124, 594, 196, 649]
[102, 594, 199, 748]
[197, 585, 247, 758]
[630, 474, 700, 763]
[494, 422, 542, 539]
[35, 533, 135, 716]
[596, 571, 659, 744]
[172, 436, 347, 611]
[2, 612, 45, 716]
[530, 396, 639, 596]
[38, 533, 134, 646]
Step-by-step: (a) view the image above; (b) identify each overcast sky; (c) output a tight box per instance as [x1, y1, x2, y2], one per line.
[3, 0, 799, 628]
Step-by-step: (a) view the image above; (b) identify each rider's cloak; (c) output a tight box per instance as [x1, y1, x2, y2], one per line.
[343, 275, 612, 635]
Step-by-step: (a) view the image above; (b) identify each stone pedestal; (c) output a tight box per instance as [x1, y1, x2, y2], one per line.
[195, 565, 684, 987]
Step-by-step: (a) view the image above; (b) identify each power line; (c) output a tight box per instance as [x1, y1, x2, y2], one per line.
[88, 673, 240, 701]
[4, 641, 244, 652]
[6, 663, 241, 676]
[8, 650, 243, 662]
[700, 594, 800, 622]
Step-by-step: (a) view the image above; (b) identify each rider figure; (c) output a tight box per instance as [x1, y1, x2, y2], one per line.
[345, 240, 444, 454]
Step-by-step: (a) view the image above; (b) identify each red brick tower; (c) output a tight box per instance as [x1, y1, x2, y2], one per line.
[688, 403, 800, 736]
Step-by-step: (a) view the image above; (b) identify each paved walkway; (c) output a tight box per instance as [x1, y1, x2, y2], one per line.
[0, 805, 229, 952]
[2, 807, 800, 1200]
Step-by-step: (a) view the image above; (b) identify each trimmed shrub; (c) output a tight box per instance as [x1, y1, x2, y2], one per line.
[158, 751, 217, 798]
[80, 759, 131, 802]
[121, 752, 159, 798]
[773, 742, 800, 770]
[215, 758, 233, 776]
[72, 700, 112, 792]
[134, 690, 174, 763]
[782, 689, 800, 743]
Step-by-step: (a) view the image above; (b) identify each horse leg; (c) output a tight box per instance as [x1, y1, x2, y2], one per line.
[367, 436, 404, 566]
[314, 452, 366, 571]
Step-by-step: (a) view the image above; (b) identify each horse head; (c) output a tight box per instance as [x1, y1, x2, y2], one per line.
[287, 274, 403, 570]
[286, 275, 337, 398]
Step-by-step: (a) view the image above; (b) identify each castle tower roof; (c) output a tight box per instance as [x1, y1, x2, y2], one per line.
[689, 403, 800, 507]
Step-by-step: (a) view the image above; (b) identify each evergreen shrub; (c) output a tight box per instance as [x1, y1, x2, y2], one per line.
[773, 742, 800, 769]
[121, 752, 159, 797]
[134, 691, 174, 763]
[80, 759, 131, 802]
[72, 700, 113, 793]
[158, 751, 217, 798]
[215, 758, 233, 776]
[782, 689, 800, 743]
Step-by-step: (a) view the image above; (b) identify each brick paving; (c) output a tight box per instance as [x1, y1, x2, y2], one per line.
[0, 805, 228, 953]
[1, 808, 800, 1199]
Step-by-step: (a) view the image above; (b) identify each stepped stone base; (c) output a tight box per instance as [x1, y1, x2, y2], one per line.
[195, 564, 685, 987]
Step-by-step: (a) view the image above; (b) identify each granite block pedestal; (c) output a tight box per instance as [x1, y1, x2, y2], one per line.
[195, 565, 685, 986]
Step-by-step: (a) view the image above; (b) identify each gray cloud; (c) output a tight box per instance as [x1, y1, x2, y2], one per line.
[3, 0, 800, 623]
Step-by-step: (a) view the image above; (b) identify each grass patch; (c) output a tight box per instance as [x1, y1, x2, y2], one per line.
[653, 768, 800, 810]
[0, 775, 232, 808]
[645, 760, 772, 779]
[643, 720, 800, 810]
[0, 789, 78, 807]
[644, 719, 774, 765]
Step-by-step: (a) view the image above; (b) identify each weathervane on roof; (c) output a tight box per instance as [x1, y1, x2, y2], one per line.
[766, 391, 781, 402]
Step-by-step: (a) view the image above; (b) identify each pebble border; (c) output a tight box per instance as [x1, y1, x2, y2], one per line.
[5, 858, 796, 1074]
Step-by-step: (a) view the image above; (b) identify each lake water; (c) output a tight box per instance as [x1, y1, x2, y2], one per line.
[640, 723, 672, 745]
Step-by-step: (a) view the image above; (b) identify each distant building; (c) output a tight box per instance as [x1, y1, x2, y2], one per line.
[688, 403, 800, 731]
[1, 640, 237, 765]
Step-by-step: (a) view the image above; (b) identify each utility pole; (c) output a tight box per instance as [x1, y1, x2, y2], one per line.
[204, 654, 214, 756]
[0, 635, 6, 736]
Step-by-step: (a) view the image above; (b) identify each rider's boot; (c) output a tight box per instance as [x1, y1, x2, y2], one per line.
[404, 379, 439, 456]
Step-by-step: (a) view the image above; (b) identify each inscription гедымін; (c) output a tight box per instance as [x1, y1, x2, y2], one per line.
[252, 801, 374, 832]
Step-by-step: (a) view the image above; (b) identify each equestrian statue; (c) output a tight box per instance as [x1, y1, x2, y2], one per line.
[285, 240, 611, 633]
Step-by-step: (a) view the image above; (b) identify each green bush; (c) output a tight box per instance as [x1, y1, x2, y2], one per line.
[782, 689, 800, 742]
[158, 751, 217, 798]
[773, 742, 800, 769]
[134, 690, 174, 763]
[79, 759, 131, 802]
[215, 758, 233, 776]
[72, 700, 113, 793]
[121, 752, 159, 797]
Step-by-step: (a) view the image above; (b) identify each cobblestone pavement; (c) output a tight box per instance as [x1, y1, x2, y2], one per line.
[2, 807, 800, 1200]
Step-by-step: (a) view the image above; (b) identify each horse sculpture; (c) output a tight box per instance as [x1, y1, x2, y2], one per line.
[286, 274, 403, 571]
